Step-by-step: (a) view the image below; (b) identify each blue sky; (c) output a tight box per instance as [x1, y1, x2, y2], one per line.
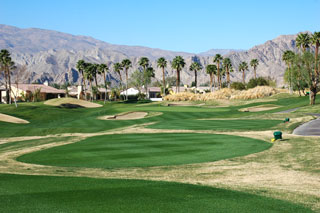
[1, 0, 319, 53]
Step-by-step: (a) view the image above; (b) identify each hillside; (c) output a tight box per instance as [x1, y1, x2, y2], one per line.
[0, 24, 300, 86]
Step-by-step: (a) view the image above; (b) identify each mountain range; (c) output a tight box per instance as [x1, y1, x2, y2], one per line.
[0, 24, 299, 87]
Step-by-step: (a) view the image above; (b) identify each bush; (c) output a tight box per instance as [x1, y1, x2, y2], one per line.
[230, 82, 246, 90]
[247, 77, 269, 89]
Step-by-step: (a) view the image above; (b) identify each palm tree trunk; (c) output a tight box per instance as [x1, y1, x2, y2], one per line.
[90, 80, 93, 102]
[213, 75, 216, 90]
[103, 71, 107, 104]
[82, 72, 88, 100]
[119, 73, 122, 86]
[162, 67, 165, 96]
[217, 65, 220, 89]
[4, 68, 9, 104]
[176, 70, 179, 93]
[126, 69, 128, 101]
[315, 43, 319, 76]
[253, 67, 257, 79]
[194, 70, 197, 92]
[210, 74, 213, 92]
[8, 67, 12, 104]
[310, 80, 317, 105]
[242, 71, 245, 84]
[227, 70, 230, 88]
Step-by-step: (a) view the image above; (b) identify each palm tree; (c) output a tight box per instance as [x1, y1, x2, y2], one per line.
[157, 57, 167, 96]
[84, 63, 94, 101]
[138, 57, 149, 72]
[309, 32, 320, 105]
[76, 60, 87, 99]
[189, 62, 202, 91]
[171, 56, 185, 93]
[238, 61, 248, 84]
[282, 50, 295, 93]
[312, 32, 320, 75]
[121, 59, 132, 100]
[138, 57, 150, 97]
[92, 64, 99, 87]
[222, 58, 232, 88]
[206, 64, 217, 92]
[250, 59, 259, 79]
[113, 62, 123, 87]
[0, 49, 15, 104]
[213, 54, 223, 89]
[296, 33, 312, 52]
[97, 63, 109, 103]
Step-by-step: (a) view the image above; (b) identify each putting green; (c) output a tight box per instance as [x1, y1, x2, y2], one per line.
[18, 133, 272, 168]
[0, 174, 311, 212]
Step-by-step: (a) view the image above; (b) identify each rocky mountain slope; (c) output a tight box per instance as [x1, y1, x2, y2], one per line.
[0, 24, 299, 87]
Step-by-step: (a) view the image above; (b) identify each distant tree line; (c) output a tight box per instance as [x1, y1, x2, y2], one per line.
[75, 54, 261, 100]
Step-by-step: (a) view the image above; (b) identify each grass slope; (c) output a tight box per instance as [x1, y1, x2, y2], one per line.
[0, 174, 312, 213]
[18, 133, 272, 168]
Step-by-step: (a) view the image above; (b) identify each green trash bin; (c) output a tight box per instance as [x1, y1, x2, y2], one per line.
[273, 131, 282, 140]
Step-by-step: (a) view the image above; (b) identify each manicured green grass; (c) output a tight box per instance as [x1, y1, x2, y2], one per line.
[18, 133, 272, 168]
[148, 119, 282, 131]
[0, 96, 309, 137]
[0, 174, 312, 213]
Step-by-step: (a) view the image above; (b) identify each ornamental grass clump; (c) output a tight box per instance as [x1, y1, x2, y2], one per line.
[164, 86, 277, 101]
[230, 86, 277, 100]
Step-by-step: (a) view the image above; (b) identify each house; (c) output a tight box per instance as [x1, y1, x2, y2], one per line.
[148, 87, 162, 100]
[119, 87, 163, 101]
[67, 86, 111, 100]
[1, 83, 65, 103]
[0, 86, 7, 103]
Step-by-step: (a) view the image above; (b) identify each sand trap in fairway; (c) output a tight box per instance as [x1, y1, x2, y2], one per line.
[0, 113, 29, 124]
[99, 112, 149, 120]
[239, 105, 279, 112]
[44, 98, 102, 108]
[166, 102, 205, 107]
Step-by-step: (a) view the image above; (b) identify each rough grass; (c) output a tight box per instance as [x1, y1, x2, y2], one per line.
[18, 133, 271, 168]
[0, 174, 311, 213]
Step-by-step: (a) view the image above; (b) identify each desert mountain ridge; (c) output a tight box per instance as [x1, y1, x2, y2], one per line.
[0, 24, 303, 86]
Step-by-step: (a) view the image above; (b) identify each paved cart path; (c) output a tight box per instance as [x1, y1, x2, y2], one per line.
[293, 118, 320, 136]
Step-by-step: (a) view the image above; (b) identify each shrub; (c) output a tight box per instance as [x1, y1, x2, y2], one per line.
[231, 82, 246, 90]
[247, 77, 269, 89]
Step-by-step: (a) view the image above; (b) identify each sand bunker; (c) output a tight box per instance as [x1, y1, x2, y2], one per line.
[44, 98, 102, 108]
[167, 102, 205, 107]
[239, 105, 279, 112]
[99, 112, 148, 120]
[0, 113, 29, 124]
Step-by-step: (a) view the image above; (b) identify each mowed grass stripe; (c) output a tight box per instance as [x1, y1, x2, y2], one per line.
[148, 119, 282, 131]
[0, 174, 312, 213]
[18, 133, 272, 168]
